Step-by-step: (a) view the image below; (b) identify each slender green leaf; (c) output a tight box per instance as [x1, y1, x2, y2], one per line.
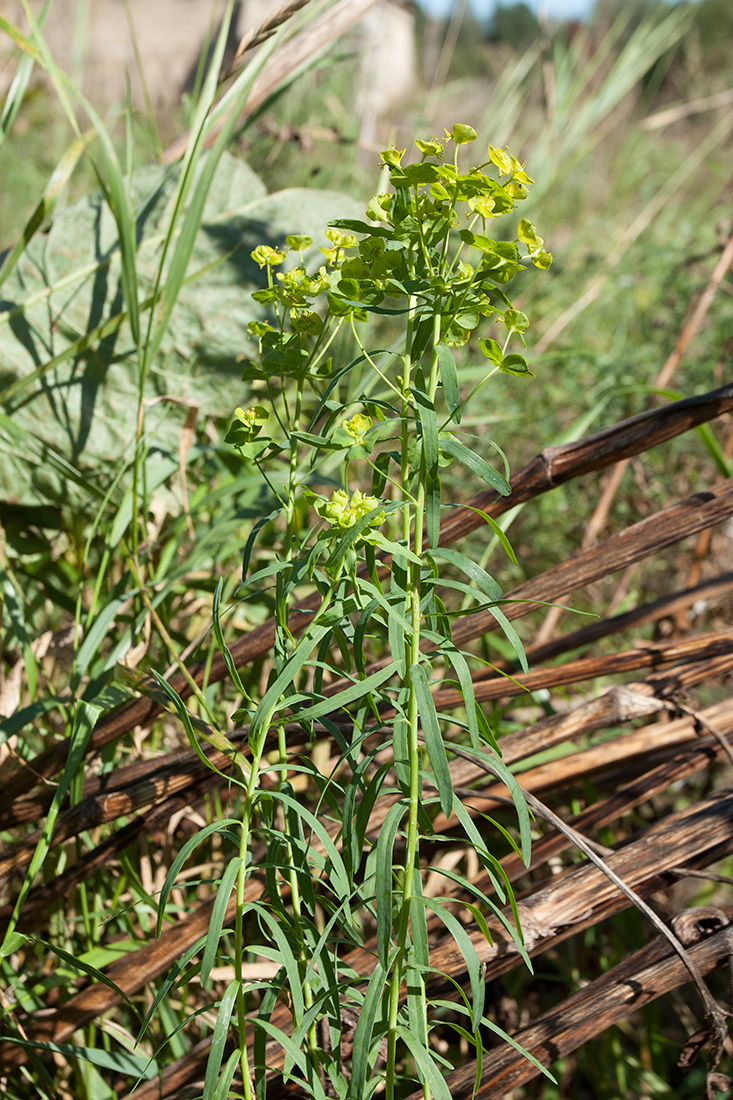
[0, 0, 52, 143]
[438, 437, 510, 494]
[481, 1015, 556, 1081]
[200, 857, 242, 986]
[254, 980, 280, 1100]
[1, 699, 101, 957]
[483, 601, 529, 673]
[437, 345, 461, 422]
[428, 546, 502, 602]
[450, 749, 532, 866]
[0, 134, 89, 290]
[424, 898, 485, 1031]
[253, 1018, 328, 1100]
[34, 937, 138, 1015]
[396, 1025, 452, 1100]
[289, 661, 399, 724]
[348, 960, 388, 1100]
[376, 800, 407, 969]
[0, 1035, 157, 1078]
[203, 979, 239, 1100]
[444, 503, 517, 564]
[156, 820, 239, 937]
[441, 644, 480, 746]
[213, 1049, 241, 1100]
[410, 663, 452, 816]
[212, 578, 247, 696]
[268, 789, 352, 903]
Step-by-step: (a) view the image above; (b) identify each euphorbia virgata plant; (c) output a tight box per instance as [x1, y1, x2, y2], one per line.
[158, 124, 553, 1100]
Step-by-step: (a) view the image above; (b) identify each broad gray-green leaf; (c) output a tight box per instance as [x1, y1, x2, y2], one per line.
[0, 152, 362, 505]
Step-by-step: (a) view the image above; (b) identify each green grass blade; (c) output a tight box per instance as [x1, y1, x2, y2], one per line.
[0, 1035, 157, 1079]
[32, 936, 138, 1015]
[145, 28, 280, 368]
[0, 133, 90, 291]
[0, 698, 102, 957]
[0, 0, 51, 143]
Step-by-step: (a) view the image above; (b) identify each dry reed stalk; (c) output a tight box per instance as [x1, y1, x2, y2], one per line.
[673, 419, 733, 630]
[413, 914, 733, 1099]
[505, 570, 733, 670]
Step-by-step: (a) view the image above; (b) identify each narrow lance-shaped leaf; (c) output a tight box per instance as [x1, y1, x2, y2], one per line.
[410, 662, 453, 817]
[437, 344, 461, 422]
[289, 661, 399, 724]
[203, 979, 239, 1100]
[0, 1036, 157, 1079]
[212, 578, 247, 697]
[156, 819, 240, 938]
[428, 546, 502, 602]
[396, 1026, 452, 1100]
[200, 856, 242, 986]
[348, 962, 390, 1100]
[423, 897, 485, 1031]
[450, 748, 533, 868]
[439, 436, 511, 495]
[376, 800, 408, 970]
[441, 643, 480, 747]
[136, 935, 208, 1043]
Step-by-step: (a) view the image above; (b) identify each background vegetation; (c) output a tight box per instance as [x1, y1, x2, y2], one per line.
[0, 0, 731, 1097]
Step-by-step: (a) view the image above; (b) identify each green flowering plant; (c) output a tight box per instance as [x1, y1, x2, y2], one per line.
[158, 125, 553, 1100]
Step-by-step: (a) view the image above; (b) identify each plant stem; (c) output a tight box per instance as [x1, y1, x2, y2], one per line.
[385, 281, 431, 1100]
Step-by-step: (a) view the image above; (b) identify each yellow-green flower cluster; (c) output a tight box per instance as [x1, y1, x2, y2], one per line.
[232, 405, 268, 439]
[316, 489, 384, 534]
[343, 414, 372, 445]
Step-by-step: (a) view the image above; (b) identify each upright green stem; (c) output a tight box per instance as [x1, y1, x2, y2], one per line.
[385, 286, 431, 1100]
